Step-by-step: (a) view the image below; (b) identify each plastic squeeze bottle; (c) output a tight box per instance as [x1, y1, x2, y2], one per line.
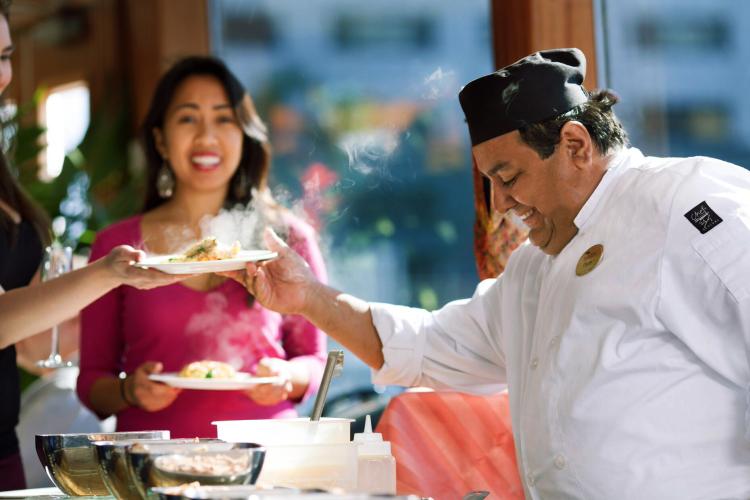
[353, 414, 397, 494]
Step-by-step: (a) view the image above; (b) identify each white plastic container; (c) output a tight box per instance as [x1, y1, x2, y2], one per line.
[212, 417, 353, 445]
[353, 415, 396, 495]
[255, 442, 358, 491]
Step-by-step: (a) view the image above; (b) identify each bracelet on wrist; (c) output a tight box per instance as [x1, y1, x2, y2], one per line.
[120, 376, 135, 407]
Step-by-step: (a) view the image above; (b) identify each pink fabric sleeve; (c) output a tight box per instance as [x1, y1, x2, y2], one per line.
[76, 228, 126, 417]
[281, 218, 328, 402]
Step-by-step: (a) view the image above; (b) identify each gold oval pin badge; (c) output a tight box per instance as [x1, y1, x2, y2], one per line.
[575, 244, 604, 277]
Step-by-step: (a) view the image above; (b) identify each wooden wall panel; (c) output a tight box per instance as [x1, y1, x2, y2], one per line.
[8, 0, 210, 134]
[124, 0, 210, 132]
[491, 0, 598, 89]
[8, 0, 123, 119]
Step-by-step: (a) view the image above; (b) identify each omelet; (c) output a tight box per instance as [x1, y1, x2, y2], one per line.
[169, 237, 241, 263]
[178, 360, 237, 379]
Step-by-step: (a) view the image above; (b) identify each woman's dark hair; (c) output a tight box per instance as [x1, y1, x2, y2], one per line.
[0, 154, 51, 247]
[0, 0, 51, 246]
[141, 56, 272, 212]
[0, 0, 10, 20]
[518, 89, 629, 159]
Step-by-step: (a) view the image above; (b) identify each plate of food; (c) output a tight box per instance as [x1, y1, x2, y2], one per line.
[150, 361, 282, 391]
[135, 237, 277, 274]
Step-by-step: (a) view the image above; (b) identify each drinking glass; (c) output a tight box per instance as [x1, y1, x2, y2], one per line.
[36, 244, 76, 369]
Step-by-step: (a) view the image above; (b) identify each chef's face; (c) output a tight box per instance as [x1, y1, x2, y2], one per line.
[473, 123, 594, 255]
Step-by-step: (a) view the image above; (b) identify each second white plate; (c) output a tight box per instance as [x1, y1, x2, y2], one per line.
[135, 250, 278, 275]
[149, 372, 283, 391]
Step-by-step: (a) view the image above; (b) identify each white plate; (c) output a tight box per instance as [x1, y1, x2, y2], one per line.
[0, 487, 64, 498]
[149, 372, 283, 390]
[135, 250, 278, 275]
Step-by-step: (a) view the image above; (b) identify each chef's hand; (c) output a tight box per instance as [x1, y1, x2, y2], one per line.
[223, 228, 320, 316]
[245, 357, 294, 406]
[124, 361, 181, 411]
[101, 245, 193, 289]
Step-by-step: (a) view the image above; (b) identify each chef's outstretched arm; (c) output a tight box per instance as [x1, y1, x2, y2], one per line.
[241, 228, 384, 369]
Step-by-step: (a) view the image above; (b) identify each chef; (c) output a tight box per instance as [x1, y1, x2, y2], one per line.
[233, 48, 750, 499]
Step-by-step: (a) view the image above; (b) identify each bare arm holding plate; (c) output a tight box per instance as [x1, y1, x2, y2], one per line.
[0, 245, 191, 349]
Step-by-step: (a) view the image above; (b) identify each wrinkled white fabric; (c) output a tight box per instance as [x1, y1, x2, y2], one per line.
[371, 148, 750, 500]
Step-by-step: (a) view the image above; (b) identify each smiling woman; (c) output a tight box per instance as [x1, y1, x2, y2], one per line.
[76, 56, 329, 439]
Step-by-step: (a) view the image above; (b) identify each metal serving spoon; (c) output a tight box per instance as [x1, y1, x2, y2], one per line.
[310, 350, 345, 421]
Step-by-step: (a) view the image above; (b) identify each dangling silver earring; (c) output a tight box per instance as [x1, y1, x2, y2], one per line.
[157, 162, 175, 198]
[233, 168, 248, 199]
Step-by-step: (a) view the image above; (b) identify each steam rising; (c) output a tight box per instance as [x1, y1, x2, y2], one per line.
[201, 201, 265, 250]
[422, 67, 457, 100]
[338, 129, 399, 178]
[184, 292, 284, 371]
[136, 65, 467, 369]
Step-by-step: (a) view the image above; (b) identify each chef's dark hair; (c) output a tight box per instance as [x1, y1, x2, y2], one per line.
[519, 89, 629, 159]
[141, 56, 271, 212]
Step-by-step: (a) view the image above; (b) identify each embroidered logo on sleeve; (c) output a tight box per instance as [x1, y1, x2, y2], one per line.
[684, 201, 723, 234]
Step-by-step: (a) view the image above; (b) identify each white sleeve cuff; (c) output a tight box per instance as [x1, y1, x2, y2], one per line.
[369, 302, 431, 387]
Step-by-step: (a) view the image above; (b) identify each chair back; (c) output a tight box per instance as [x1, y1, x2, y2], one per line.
[376, 390, 523, 500]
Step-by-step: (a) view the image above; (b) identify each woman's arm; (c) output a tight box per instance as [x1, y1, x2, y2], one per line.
[0, 246, 186, 349]
[87, 361, 181, 415]
[76, 231, 186, 418]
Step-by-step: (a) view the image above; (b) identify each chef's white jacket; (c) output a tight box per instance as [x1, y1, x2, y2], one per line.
[371, 148, 750, 499]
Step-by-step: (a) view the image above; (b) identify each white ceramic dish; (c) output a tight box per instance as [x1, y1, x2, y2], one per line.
[135, 250, 278, 274]
[213, 417, 353, 445]
[149, 372, 282, 390]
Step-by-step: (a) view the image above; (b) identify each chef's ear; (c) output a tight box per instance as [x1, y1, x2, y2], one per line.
[560, 121, 592, 166]
[153, 127, 168, 159]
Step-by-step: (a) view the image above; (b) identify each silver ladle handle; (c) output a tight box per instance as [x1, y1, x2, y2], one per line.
[310, 350, 344, 421]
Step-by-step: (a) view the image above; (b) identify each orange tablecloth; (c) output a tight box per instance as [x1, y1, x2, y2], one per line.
[376, 391, 524, 500]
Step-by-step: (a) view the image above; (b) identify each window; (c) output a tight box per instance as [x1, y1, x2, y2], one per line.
[333, 14, 435, 50]
[222, 11, 276, 47]
[213, 0, 491, 309]
[636, 17, 729, 51]
[38, 81, 90, 179]
[211, 0, 492, 411]
[598, 0, 749, 166]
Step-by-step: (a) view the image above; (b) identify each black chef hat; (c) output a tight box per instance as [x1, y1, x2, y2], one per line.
[459, 48, 588, 146]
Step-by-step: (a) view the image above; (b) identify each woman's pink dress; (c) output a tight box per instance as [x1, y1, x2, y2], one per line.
[76, 214, 327, 438]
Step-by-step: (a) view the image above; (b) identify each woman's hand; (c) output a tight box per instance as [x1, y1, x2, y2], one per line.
[124, 361, 181, 411]
[102, 245, 192, 289]
[245, 357, 295, 406]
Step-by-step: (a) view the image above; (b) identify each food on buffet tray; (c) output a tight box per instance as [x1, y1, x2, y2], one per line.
[152, 482, 201, 495]
[129, 438, 202, 453]
[179, 360, 237, 379]
[155, 452, 250, 476]
[168, 237, 241, 263]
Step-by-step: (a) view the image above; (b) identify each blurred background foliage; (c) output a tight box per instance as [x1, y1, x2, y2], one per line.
[3, 87, 144, 391]
[3, 88, 143, 252]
